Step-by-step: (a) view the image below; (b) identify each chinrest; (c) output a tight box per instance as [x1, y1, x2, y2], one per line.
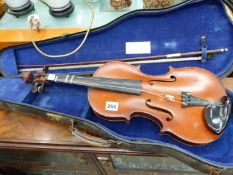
[205, 96, 231, 134]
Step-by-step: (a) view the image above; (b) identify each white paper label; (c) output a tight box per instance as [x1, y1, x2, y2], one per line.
[105, 102, 119, 111]
[47, 74, 56, 81]
[125, 41, 151, 54]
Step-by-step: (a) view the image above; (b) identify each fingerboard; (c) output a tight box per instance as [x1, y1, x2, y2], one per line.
[46, 74, 142, 95]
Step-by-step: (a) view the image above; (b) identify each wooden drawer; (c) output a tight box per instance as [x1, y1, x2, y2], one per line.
[0, 149, 97, 175]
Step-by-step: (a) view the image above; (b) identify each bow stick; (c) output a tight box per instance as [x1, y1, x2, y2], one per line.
[18, 48, 228, 72]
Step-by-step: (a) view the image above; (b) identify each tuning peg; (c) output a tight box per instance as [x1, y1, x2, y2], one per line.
[20, 71, 34, 83]
[31, 84, 39, 93]
[37, 85, 45, 93]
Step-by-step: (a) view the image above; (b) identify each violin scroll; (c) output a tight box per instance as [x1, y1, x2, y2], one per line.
[20, 71, 47, 93]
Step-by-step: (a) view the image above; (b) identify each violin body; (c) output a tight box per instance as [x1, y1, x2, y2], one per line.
[88, 61, 230, 145]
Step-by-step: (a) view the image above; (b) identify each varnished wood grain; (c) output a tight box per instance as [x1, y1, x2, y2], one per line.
[0, 110, 74, 142]
[0, 109, 143, 154]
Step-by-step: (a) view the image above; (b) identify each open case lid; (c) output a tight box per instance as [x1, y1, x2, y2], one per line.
[1, 0, 233, 168]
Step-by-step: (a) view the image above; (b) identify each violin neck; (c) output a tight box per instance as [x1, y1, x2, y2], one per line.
[46, 74, 142, 95]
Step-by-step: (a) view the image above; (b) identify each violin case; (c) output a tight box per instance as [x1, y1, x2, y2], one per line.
[1, 0, 233, 173]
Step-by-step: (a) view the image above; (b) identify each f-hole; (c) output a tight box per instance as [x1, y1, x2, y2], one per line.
[145, 99, 173, 121]
[150, 75, 176, 85]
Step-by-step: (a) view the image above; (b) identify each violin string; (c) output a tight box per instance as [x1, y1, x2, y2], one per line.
[76, 76, 185, 103]
[51, 75, 185, 105]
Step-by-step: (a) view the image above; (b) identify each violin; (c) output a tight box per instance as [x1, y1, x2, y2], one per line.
[22, 61, 231, 145]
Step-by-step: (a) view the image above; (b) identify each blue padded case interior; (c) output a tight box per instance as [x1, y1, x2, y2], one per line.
[1, 0, 233, 168]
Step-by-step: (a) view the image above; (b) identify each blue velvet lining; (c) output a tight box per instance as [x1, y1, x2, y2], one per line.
[1, 0, 233, 167]
[0, 49, 18, 75]
[0, 78, 32, 102]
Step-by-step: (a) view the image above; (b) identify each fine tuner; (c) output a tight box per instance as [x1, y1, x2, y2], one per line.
[21, 61, 231, 145]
